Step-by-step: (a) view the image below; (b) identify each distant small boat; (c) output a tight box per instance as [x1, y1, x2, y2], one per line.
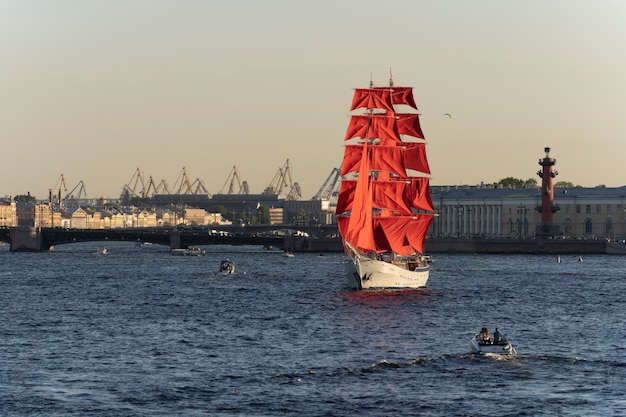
[219, 259, 235, 274]
[170, 247, 206, 256]
[471, 328, 517, 355]
[96, 247, 110, 255]
[284, 251, 295, 258]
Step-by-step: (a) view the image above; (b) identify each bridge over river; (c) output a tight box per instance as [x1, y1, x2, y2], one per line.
[1, 227, 284, 252]
[0, 226, 343, 253]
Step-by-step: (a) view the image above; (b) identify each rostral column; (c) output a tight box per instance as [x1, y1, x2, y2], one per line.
[535, 147, 560, 236]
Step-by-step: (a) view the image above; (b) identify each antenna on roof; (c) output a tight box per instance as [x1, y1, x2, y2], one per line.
[369, 73, 373, 88]
[389, 67, 394, 87]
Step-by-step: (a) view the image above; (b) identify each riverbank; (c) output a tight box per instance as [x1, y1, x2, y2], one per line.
[284, 236, 626, 255]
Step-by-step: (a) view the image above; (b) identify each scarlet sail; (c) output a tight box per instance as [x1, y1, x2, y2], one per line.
[336, 78, 435, 290]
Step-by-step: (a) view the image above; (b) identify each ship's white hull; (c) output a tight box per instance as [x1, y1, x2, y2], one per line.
[344, 253, 429, 290]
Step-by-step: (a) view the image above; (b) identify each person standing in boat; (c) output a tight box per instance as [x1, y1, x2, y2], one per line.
[493, 327, 502, 343]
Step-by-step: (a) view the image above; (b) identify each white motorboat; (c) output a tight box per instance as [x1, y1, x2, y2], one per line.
[470, 328, 517, 355]
[219, 259, 235, 274]
[170, 246, 206, 256]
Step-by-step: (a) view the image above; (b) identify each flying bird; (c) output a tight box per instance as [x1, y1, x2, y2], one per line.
[443, 113, 452, 118]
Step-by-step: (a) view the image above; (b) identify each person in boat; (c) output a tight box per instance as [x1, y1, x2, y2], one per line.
[492, 327, 502, 343]
[479, 327, 491, 344]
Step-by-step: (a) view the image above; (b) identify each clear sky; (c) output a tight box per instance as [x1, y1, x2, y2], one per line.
[2, 0, 625, 200]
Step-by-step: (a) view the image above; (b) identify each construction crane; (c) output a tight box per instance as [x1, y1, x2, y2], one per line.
[50, 174, 68, 209]
[121, 168, 148, 198]
[64, 180, 88, 207]
[264, 159, 301, 200]
[190, 178, 210, 195]
[143, 175, 158, 198]
[172, 167, 195, 194]
[286, 183, 302, 201]
[218, 166, 250, 195]
[312, 167, 341, 201]
[155, 179, 171, 195]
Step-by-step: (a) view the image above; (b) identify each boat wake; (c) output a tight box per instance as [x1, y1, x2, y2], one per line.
[278, 354, 626, 385]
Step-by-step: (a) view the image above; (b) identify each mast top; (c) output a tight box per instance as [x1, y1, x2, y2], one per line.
[389, 68, 394, 87]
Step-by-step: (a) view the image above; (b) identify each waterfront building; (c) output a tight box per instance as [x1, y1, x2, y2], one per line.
[429, 185, 626, 241]
[16, 202, 53, 227]
[0, 199, 17, 227]
[268, 207, 284, 225]
[283, 199, 332, 226]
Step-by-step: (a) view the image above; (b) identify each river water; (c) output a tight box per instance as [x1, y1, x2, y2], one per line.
[1, 242, 625, 416]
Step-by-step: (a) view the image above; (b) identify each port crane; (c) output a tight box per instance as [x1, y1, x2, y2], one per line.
[64, 180, 88, 207]
[171, 167, 210, 195]
[218, 166, 250, 195]
[121, 168, 148, 198]
[50, 174, 68, 209]
[143, 175, 158, 198]
[312, 167, 340, 203]
[263, 159, 301, 200]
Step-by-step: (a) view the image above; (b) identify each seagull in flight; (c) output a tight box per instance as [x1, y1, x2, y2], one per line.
[443, 113, 452, 118]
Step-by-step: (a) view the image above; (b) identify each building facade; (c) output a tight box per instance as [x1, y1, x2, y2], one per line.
[430, 185, 626, 240]
[0, 199, 17, 227]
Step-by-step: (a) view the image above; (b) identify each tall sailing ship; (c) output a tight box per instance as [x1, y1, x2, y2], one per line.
[336, 75, 435, 290]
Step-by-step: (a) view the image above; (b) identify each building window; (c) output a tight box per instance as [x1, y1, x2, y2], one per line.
[596, 205, 601, 213]
[584, 218, 593, 235]
[576, 205, 581, 214]
[586, 205, 591, 214]
[607, 204, 612, 213]
[562, 218, 573, 236]
[605, 219, 613, 236]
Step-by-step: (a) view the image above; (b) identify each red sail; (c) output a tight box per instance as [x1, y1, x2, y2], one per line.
[338, 82, 434, 257]
[405, 215, 433, 253]
[374, 215, 432, 255]
[337, 179, 417, 217]
[356, 174, 376, 252]
[396, 113, 425, 139]
[350, 88, 394, 112]
[403, 142, 430, 174]
[374, 86, 417, 109]
[341, 145, 406, 177]
[340, 147, 362, 176]
[344, 115, 400, 143]
[335, 180, 356, 214]
[407, 177, 434, 212]
[372, 181, 413, 215]
[345, 141, 375, 252]
[337, 216, 350, 246]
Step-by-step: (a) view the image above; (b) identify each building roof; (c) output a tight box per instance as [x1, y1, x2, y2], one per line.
[431, 185, 626, 200]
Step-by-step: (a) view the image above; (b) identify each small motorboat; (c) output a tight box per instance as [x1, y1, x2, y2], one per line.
[170, 247, 206, 256]
[96, 247, 110, 255]
[219, 259, 235, 274]
[470, 327, 517, 355]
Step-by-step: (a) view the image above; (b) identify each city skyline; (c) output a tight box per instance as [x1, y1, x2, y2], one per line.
[2, 1, 625, 199]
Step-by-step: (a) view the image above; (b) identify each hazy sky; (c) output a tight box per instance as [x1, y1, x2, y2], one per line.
[2, 0, 625, 200]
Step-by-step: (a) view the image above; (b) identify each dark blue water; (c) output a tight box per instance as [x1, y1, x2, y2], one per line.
[1, 242, 625, 416]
